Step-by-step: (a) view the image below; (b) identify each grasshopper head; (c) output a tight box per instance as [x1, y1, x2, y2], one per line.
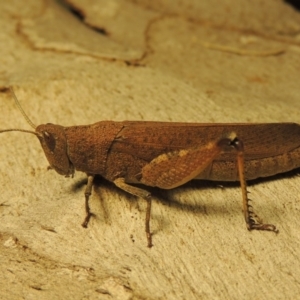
[0, 87, 74, 177]
[36, 124, 74, 177]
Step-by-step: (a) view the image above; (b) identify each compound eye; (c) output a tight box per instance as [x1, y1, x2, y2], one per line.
[43, 131, 56, 152]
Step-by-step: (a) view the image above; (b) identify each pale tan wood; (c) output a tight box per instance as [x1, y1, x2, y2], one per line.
[0, 1, 300, 299]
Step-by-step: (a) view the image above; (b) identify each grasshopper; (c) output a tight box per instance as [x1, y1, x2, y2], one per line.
[1, 87, 300, 247]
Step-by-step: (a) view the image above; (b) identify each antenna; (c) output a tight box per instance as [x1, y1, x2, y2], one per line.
[9, 87, 36, 129]
[0, 87, 41, 138]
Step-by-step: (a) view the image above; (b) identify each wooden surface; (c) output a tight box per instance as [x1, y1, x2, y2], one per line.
[0, 1, 300, 299]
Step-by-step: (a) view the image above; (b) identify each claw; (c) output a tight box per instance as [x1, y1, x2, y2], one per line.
[249, 222, 279, 234]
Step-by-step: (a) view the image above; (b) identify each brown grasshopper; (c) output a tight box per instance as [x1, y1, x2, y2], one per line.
[1, 87, 300, 247]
